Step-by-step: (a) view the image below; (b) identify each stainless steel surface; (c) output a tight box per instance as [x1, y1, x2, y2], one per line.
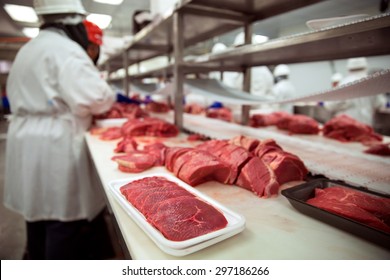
[194, 13, 390, 68]
[123, 51, 129, 96]
[173, 11, 184, 130]
[241, 23, 253, 125]
[374, 109, 390, 136]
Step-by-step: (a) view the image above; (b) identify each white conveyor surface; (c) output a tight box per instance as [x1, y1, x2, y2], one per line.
[85, 129, 390, 260]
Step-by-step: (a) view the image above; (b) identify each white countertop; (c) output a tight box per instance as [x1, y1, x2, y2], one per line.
[85, 132, 390, 260]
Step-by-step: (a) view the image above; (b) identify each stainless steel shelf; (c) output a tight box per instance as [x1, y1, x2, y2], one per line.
[193, 13, 390, 68]
[102, 0, 326, 72]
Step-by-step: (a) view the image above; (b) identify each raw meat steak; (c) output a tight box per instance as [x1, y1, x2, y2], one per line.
[112, 151, 157, 173]
[206, 107, 233, 122]
[307, 187, 390, 233]
[323, 114, 383, 143]
[114, 136, 138, 153]
[236, 157, 279, 198]
[173, 149, 231, 186]
[119, 176, 228, 241]
[363, 142, 390, 156]
[121, 117, 179, 138]
[286, 114, 320, 135]
[229, 135, 260, 152]
[149, 196, 228, 241]
[249, 111, 291, 127]
[99, 127, 122, 140]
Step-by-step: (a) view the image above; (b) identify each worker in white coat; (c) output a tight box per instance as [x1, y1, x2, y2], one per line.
[272, 64, 296, 113]
[325, 57, 384, 125]
[4, 0, 116, 259]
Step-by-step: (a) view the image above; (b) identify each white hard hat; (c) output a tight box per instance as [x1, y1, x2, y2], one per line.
[33, 0, 87, 15]
[211, 42, 227, 53]
[347, 57, 367, 70]
[273, 64, 290, 77]
[331, 72, 343, 82]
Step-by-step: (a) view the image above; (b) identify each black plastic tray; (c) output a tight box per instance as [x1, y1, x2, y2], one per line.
[281, 178, 390, 250]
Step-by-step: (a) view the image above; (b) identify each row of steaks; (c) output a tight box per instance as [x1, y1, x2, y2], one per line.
[120, 176, 228, 241]
[112, 135, 308, 198]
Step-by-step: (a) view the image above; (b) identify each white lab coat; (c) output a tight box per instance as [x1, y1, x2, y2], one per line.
[325, 69, 385, 125]
[4, 29, 115, 222]
[272, 79, 296, 113]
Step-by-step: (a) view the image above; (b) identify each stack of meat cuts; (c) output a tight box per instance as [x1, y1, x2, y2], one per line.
[323, 114, 383, 143]
[120, 176, 228, 241]
[250, 112, 320, 135]
[184, 103, 205, 115]
[307, 186, 390, 233]
[112, 134, 307, 198]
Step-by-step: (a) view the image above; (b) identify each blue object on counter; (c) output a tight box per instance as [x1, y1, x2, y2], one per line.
[116, 93, 141, 105]
[208, 101, 223, 109]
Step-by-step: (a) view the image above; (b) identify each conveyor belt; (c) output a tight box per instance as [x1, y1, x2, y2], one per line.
[153, 112, 390, 193]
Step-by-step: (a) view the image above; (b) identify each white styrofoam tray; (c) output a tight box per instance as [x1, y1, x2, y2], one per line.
[108, 173, 246, 256]
[95, 118, 128, 128]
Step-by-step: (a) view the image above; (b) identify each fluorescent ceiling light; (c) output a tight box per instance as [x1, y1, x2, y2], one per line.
[93, 0, 124, 5]
[87, 14, 112, 29]
[4, 4, 38, 23]
[23, 28, 39, 38]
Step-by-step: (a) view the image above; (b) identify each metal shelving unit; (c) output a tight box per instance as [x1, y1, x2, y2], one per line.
[102, 1, 390, 129]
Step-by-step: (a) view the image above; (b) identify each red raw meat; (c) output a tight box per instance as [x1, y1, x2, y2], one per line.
[165, 147, 193, 172]
[206, 107, 233, 122]
[253, 139, 283, 158]
[250, 111, 291, 127]
[120, 176, 228, 241]
[114, 136, 138, 153]
[363, 142, 390, 156]
[149, 196, 228, 241]
[236, 157, 279, 198]
[145, 102, 171, 113]
[307, 187, 390, 233]
[99, 127, 122, 140]
[261, 151, 308, 185]
[112, 151, 157, 173]
[173, 149, 231, 186]
[229, 135, 260, 152]
[185, 103, 205, 115]
[286, 115, 320, 135]
[323, 114, 383, 143]
[142, 143, 167, 166]
[121, 117, 179, 138]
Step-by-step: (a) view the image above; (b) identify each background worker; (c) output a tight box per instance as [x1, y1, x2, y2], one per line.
[272, 64, 296, 113]
[4, 0, 116, 259]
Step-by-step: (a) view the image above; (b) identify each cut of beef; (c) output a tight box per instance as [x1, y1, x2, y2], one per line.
[307, 187, 390, 233]
[249, 111, 291, 127]
[363, 142, 390, 156]
[261, 151, 308, 185]
[142, 143, 168, 165]
[121, 117, 179, 138]
[286, 115, 320, 135]
[99, 127, 122, 140]
[114, 136, 138, 153]
[119, 176, 228, 241]
[236, 157, 279, 198]
[149, 196, 228, 241]
[173, 149, 231, 186]
[323, 114, 383, 143]
[164, 147, 193, 172]
[229, 135, 260, 152]
[206, 107, 233, 122]
[112, 151, 157, 173]
[312, 187, 390, 224]
[253, 139, 283, 158]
